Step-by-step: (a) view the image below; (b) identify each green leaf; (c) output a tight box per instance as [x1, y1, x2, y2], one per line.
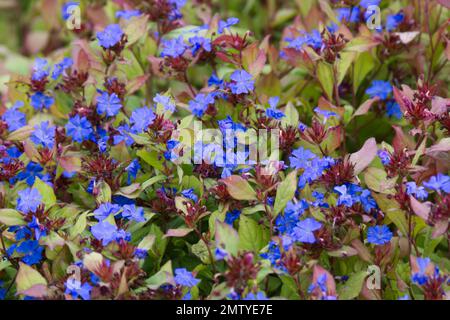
[238, 215, 270, 253]
[215, 221, 239, 256]
[364, 167, 396, 194]
[96, 180, 111, 204]
[146, 260, 174, 289]
[372, 193, 408, 235]
[281, 102, 299, 128]
[317, 61, 334, 101]
[33, 177, 56, 208]
[0, 209, 26, 226]
[273, 170, 297, 217]
[69, 212, 87, 239]
[337, 271, 367, 300]
[16, 263, 47, 298]
[222, 175, 257, 201]
[137, 149, 165, 171]
[353, 52, 375, 93]
[141, 175, 167, 190]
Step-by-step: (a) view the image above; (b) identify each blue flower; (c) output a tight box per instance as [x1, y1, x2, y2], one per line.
[208, 72, 223, 87]
[52, 57, 73, 80]
[314, 107, 339, 123]
[31, 92, 54, 110]
[66, 115, 94, 143]
[229, 70, 254, 95]
[189, 36, 212, 55]
[366, 80, 393, 100]
[62, 2, 79, 20]
[97, 91, 122, 117]
[225, 209, 241, 225]
[359, 0, 381, 8]
[406, 182, 429, 200]
[97, 24, 123, 48]
[292, 218, 322, 243]
[367, 225, 393, 245]
[289, 147, 316, 169]
[91, 220, 123, 245]
[161, 36, 188, 58]
[17, 188, 42, 213]
[215, 247, 228, 260]
[386, 13, 404, 31]
[153, 94, 176, 112]
[31, 121, 55, 149]
[65, 278, 92, 300]
[386, 100, 402, 119]
[31, 58, 50, 81]
[1, 101, 26, 131]
[15, 162, 46, 186]
[174, 268, 200, 287]
[218, 17, 239, 34]
[244, 292, 268, 300]
[134, 248, 148, 259]
[126, 159, 140, 184]
[189, 93, 215, 117]
[377, 149, 391, 165]
[181, 188, 198, 202]
[116, 10, 141, 20]
[15, 240, 43, 265]
[28, 216, 46, 240]
[93, 203, 121, 221]
[359, 189, 377, 212]
[336, 7, 360, 23]
[113, 124, 134, 146]
[411, 257, 431, 285]
[334, 185, 355, 207]
[423, 173, 450, 193]
[121, 204, 145, 222]
[130, 106, 156, 133]
[266, 98, 285, 119]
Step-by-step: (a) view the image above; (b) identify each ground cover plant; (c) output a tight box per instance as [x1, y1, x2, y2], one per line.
[0, 0, 449, 300]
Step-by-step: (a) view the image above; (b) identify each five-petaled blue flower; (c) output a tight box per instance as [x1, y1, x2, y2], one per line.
[386, 13, 404, 31]
[65, 278, 92, 300]
[367, 225, 393, 245]
[174, 268, 200, 287]
[17, 188, 42, 213]
[31, 121, 55, 149]
[161, 36, 188, 58]
[289, 147, 316, 170]
[154, 94, 176, 112]
[292, 218, 322, 243]
[423, 173, 450, 193]
[66, 115, 94, 143]
[31, 92, 54, 110]
[93, 203, 121, 221]
[97, 24, 123, 48]
[366, 80, 393, 100]
[189, 93, 215, 117]
[229, 70, 254, 95]
[121, 204, 145, 222]
[130, 106, 156, 133]
[1, 101, 26, 131]
[97, 91, 122, 117]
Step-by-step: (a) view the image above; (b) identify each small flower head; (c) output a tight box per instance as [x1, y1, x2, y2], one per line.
[17, 188, 42, 213]
[31, 92, 54, 110]
[65, 115, 94, 143]
[174, 268, 200, 287]
[97, 91, 122, 117]
[366, 81, 393, 100]
[31, 121, 55, 149]
[97, 24, 124, 49]
[367, 225, 393, 245]
[229, 70, 254, 95]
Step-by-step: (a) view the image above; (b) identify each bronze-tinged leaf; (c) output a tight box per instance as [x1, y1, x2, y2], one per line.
[222, 175, 257, 201]
[349, 138, 377, 174]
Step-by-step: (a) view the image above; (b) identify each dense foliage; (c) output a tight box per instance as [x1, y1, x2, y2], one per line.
[0, 0, 449, 300]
